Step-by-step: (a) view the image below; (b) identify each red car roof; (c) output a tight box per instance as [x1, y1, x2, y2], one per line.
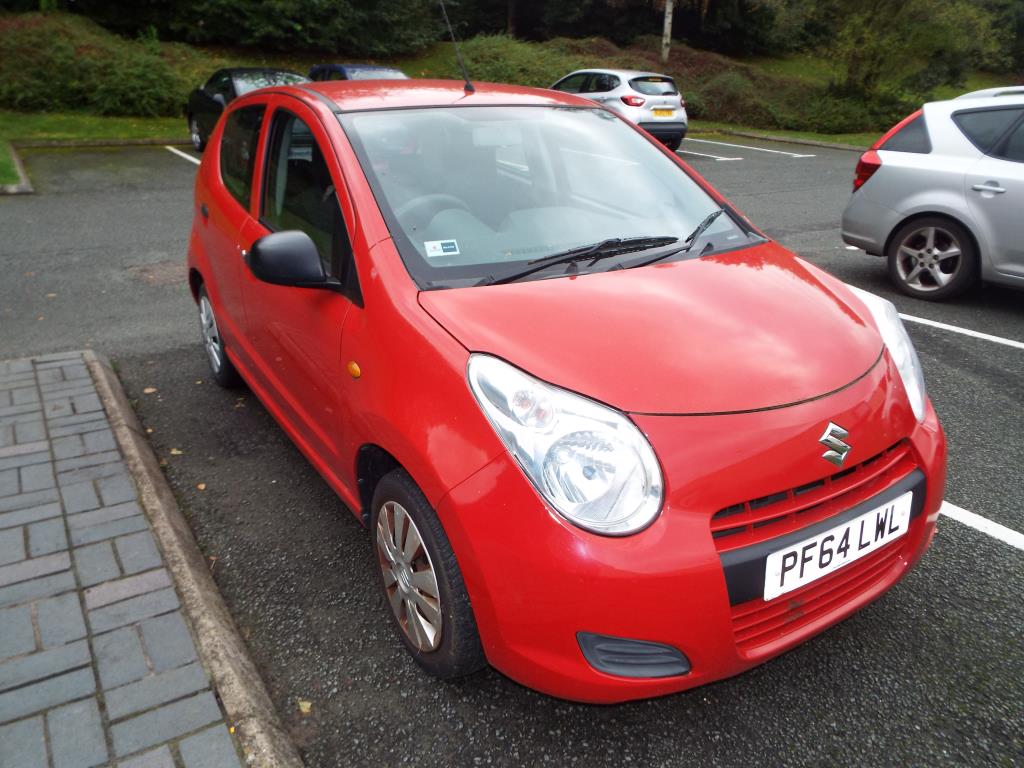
[299, 78, 591, 112]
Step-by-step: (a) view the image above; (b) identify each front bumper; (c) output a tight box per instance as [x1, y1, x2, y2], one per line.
[437, 354, 946, 703]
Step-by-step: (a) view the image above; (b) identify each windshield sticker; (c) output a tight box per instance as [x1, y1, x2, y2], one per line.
[424, 239, 460, 258]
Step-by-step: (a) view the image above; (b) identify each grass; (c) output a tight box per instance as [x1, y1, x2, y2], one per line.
[690, 119, 878, 149]
[0, 110, 186, 143]
[0, 140, 18, 185]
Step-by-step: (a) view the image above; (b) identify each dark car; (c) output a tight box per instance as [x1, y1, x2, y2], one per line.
[308, 63, 409, 82]
[186, 68, 309, 151]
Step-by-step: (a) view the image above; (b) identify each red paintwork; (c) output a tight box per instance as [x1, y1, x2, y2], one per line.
[187, 80, 947, 703]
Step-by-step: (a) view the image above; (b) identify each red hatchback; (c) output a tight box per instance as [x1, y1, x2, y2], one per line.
[186, 79, 947, 703]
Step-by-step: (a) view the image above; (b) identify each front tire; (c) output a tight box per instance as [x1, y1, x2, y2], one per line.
[371, 469, 485, 679]
[197, 286, 241, 388]
[886, 217, 978, 301]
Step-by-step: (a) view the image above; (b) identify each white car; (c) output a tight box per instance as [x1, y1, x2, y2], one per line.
[550, 69, 688, 150]
[841, 89, 1024, 300]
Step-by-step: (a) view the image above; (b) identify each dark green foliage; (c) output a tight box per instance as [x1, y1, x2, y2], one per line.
[0, 13, 190, 115]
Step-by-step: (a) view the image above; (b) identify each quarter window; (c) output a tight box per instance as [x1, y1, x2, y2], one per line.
[219, 105, 264, 210]
[953, 108, 1024, 153]
[262, 111, 356, 286]
[880, 115, 931, 154]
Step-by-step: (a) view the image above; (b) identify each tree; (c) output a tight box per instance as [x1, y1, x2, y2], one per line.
[660, 0, 674, 62]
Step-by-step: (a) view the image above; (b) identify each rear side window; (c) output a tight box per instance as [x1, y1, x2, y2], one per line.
[629, 76, 678, 96]
[583, 74, 620, 93]
[995, 121, 1024, 163]
[262, 111, 356, 286]
[953, 108, 1024, 152]
[880, 115, 931, 153]
[219, 105, 264, 210]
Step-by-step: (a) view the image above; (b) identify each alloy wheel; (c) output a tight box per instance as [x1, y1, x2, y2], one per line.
[375, 500, 443, 652]
[190, 119, 202, 151]
[199, 296, 223, 374]
[894, 225, 963, 292]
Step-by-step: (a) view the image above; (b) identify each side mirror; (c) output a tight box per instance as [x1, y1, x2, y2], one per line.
[212, 93, 227, 108]
[246, 231, 336, 290]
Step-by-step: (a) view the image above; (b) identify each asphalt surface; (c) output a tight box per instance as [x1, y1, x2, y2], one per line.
[1, 139, 1021, 767]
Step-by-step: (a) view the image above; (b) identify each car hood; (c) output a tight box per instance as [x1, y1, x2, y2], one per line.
[418, 241, 883, 415]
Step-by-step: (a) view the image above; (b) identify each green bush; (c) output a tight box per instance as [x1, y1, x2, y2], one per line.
[457, 35, 589, 88]
[0, 13, 191, 116]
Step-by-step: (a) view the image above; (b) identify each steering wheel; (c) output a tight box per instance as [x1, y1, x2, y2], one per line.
[394, 193, 471, 230]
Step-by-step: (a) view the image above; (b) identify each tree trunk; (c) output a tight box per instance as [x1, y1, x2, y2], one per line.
[660, 0, 675, 65]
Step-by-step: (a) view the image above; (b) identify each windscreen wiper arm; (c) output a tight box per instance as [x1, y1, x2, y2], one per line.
[622, 207, 726, 271]
[479, 236, 678, 286]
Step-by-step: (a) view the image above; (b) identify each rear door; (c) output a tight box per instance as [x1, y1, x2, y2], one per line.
[196, 102, 266, 347]
[239, 98, 361, 466]
[960, 107, 1024, 277]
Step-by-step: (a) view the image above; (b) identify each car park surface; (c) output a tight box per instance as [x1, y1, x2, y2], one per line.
[1, 138, 1020, 765]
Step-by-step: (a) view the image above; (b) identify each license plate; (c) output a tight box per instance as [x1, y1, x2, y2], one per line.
[652, 108, 674, 118]
[763, 491, 913, 601]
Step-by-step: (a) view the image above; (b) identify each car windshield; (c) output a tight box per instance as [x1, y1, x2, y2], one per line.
[347, 68, 408, 80]
[339, 106, 756, 289]
[630, 77, 678, 96]
[233, 71, 308, 95]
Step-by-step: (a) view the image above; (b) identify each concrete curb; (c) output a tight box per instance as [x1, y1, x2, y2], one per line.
[720, 129, 868, 153]
[0, 142, 34, 195]
[13, 137, 191, 148]
[84, 350, 303, 768]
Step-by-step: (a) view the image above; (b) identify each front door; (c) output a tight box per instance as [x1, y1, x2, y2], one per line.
[239, 102, 360, 469]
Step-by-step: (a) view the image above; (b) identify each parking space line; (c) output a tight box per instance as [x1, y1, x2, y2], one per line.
[165, 145, 200, 165]
[687, 138, 815, 158]
[677, 150, 743, 161]
[899, 313, 1024, 351]
[940, 501, 1024, 551]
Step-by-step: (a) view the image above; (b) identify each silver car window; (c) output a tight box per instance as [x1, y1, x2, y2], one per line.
[996, 121, 1024, 163]
[952, 108, 1024, 153]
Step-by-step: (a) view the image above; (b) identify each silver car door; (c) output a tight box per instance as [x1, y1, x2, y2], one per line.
[964, 118, 1024, 278]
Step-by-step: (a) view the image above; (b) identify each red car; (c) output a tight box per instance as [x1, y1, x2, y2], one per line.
[186, 79, 947, 703]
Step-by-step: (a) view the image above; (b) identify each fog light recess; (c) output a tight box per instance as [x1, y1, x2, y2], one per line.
[577, 632, 691, 679]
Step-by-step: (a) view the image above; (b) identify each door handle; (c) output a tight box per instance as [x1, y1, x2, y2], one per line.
[971, 183, 1006, 194]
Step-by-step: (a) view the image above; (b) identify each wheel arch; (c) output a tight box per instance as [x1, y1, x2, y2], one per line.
[356, 444, 402, 526]
[188, 267, 204, 302]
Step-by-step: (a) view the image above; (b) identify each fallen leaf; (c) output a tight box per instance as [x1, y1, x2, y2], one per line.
[45, 293, 57, 299]
[36, 316, 44, 321]
[143, 387, 158, 394]
[297, 700, 313, 715]
[195, 379, 203, 385]
[170, 448, 183, 456]
[145, 427, 154, 434]
[197, 483, 206, 491]
[159, 458, 168, 467]
[229, 726, 235, 734]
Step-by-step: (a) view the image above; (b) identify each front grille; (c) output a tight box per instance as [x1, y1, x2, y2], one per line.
[730, 538, 907, 656]
[711, 441, 915, 551]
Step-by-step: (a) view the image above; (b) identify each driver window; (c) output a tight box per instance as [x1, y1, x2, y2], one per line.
[553, 73, 589, 94]
[261, 110, 356, 287]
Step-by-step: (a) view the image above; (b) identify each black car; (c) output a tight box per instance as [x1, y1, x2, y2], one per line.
[308, 63, 409, 82]
[186, 68, 309, 151]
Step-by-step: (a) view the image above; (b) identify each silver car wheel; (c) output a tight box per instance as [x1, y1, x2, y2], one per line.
[198, 296, 223, 374]
[894, 225, 962, 292]
[190, 119, 202, 151]
[376, 500, 443, 652]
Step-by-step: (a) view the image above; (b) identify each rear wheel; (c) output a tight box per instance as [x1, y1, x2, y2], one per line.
[886, 217, 978, 301]
[371, 469, 485, 679]
[665, 136, 682, 152]
[197, 286, 241, 387]
[189, 116, 206, 152]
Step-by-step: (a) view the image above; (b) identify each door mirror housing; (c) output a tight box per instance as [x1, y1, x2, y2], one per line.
[246, 231, 339, 290]
[212, 93, 227, 108]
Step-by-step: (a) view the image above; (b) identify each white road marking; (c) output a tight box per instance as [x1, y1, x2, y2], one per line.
[687, 137, 815, 158]
[899, 313, 1024, 351]
[165, 145, 200, 165]
[940, 501, 1024, 551]
[677, 150, 743, 161]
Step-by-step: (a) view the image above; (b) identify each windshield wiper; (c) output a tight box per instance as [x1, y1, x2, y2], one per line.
[478, 236, 678, 286]
[621, 207, 726, 271]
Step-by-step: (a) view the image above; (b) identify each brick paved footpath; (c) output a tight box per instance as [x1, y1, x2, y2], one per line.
[0, 353, 243, 768]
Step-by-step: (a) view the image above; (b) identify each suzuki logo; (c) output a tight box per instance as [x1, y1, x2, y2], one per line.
[819, 422, 851, 467]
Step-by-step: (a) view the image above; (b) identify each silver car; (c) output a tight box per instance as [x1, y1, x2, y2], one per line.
[550, 69, 688, 150]
[841, 89, 1024, 300]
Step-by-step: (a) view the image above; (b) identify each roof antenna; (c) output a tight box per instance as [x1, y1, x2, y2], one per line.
[439, 0, 474, 94]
